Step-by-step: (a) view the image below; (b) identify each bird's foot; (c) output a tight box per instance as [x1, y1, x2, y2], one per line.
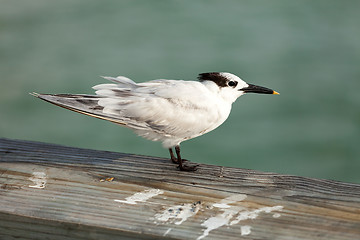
[171, 157, 179, 164]
[171, 157, 189, 164]
[177, 159, 198, 171]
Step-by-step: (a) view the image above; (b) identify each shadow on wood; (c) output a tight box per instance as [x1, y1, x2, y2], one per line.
[0, 138, 359, 239]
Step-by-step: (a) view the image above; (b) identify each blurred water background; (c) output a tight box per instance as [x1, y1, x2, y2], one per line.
[1, 0, 359, 183]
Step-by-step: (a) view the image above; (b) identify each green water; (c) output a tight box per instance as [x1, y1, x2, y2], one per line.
[1, 0, 359, 183]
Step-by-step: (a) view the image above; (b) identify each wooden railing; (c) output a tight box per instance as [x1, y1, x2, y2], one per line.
[0, 138, 359, 239]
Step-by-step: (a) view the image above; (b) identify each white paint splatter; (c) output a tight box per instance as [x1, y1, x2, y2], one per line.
[230, 205, 283, 225]
[114, 189, 164, 205]
[197, 194, 283, 240]
[28, 172, 47, 189]
[197, 207, 243, 240]
[163, 228, 172, 236]
[273, 213, 281, 218]
[212, 194, 247, 209]
[155, 201, 202, 225]
[241, 225, 252, 236]
[197, 195, 247, 240]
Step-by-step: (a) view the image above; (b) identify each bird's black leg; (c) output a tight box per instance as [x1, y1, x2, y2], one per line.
[169, 148, 179, 164]
[175, 145, 198, 171]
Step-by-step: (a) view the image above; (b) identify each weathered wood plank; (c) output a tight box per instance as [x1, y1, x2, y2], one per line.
[0, 138, 359, 240]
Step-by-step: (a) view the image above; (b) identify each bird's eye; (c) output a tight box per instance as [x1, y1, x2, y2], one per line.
[228, 81, 237, 87]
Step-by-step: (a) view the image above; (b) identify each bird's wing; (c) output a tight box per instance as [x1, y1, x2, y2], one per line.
[93, 80, 223, 139]
[33, 78, 225, 142]
[30, 92, 151, 131]
[99, 76, 137, 88]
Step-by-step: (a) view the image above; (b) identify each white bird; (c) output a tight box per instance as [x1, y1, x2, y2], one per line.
[31, 72, 279, 171]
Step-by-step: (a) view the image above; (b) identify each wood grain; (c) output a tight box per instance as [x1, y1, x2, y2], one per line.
[0, 138, 359, 240]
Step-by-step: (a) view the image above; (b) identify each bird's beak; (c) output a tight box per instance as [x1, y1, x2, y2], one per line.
[240, 84, 279, 95]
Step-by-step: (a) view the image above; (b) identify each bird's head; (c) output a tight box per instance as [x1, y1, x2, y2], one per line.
[198, 72, 279, 103]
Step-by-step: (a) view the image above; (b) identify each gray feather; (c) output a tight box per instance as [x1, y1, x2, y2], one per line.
[31, 93, 151, 131]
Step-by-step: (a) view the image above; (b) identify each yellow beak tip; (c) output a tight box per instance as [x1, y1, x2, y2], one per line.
[273, 91, 280, 95]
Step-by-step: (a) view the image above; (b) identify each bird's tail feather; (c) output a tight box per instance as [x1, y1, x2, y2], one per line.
[30, 93, 128, 126]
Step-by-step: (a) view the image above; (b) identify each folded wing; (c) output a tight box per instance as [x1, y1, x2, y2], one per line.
[32, 76, 225, 146]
